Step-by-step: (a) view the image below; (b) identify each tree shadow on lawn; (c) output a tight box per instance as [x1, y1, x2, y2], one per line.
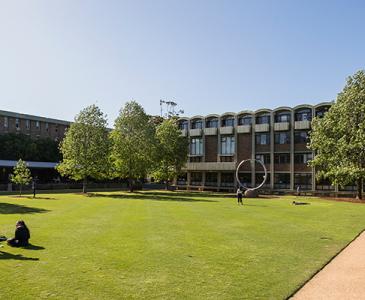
[0, 251, 39, 261]
[25, 244, 45, 250]
[89, 192, 218, 203]
[0, 203, 49, 214]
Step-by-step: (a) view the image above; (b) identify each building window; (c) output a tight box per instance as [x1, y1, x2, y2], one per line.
[255, 133, 270, 145]
[191, 120, 203, 129]
[255, 154, 271, 164]
[294, 131, 309, 143]
[221, 172, 234, 187]
[315, 107, 330, 118]
[4, 117, 8, 128]
[191, 172, 202, 186]
[221, 117, 234, 127]
[275, 113, 290, 123]
[178, 121, 188, 130]
[221, 136, 235, 155]
[294, 153, 313, 164]
[190, 138, 203, 155]
[45, 122, 49, 131]
[15, 118, 20, 130]
[294, 173, 312, 190]
[238, 116, 252, 125]
[36, 121, 40, 130]
[295, 109, 312, 121]
[274, 132, 290, 144]
[206, 119, 218, 128]
[255, 173, 270, 186]
[256, 115, 270, 124]
[274, 173, 290, 189]
[205, 172, 218, 186]
[274, 153, 290, 164]
[26, 120, 30, 130]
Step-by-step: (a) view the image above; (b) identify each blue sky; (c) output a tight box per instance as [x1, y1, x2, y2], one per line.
[0, 0, 364, 125]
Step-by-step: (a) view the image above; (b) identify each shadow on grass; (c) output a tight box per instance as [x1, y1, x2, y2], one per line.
[0, 251, 39, 261]
[24, 196, 56, 200]
[0, 203, 49, 214]
[25, 244, 45, 250]
[89, 192, 218, 203]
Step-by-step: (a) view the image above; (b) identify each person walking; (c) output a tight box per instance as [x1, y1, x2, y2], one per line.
[236, 187, 243, 205]
[32, 179, 36, 198]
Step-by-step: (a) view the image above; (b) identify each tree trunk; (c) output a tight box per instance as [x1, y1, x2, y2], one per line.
[356, 178, 363, 200]
[83, 178, 87, 194]
[19, 185, 22, 197]
[165, 180, 169, 190]
[129, 177, 134, 192]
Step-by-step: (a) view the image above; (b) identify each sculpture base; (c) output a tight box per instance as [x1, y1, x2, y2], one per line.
[244, 189, 259, 198]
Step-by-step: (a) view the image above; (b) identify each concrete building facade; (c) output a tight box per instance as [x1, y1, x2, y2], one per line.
[176, 102, 354, 194]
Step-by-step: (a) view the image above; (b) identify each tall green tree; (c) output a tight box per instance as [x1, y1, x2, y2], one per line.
[57, 105, 110, 193]
[152, 118, 188, 189]
[110, 101, 156, 192]
[309, 70, 365, 199]
[11, 159, 32, 196]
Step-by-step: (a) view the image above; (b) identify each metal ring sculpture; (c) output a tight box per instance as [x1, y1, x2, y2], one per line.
[235, 159, 268, 191]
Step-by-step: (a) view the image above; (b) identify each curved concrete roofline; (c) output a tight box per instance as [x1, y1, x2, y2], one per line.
[293, 104, 313, 111]
[273, 106, 292, 113]
[314, 101, 334, 109]
[190, 115, 204, 120]
[221, 112, 236, 118]
[254, 108, 272, 114]
[205, 114, 220, 119]
[237, 110, 254, 116]
[178, 117, 190, 121]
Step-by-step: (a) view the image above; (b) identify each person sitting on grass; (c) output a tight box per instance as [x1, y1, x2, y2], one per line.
[7, 220, 30, 247]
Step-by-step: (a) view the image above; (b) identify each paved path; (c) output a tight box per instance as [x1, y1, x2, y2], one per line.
[292, 230, 365, 300]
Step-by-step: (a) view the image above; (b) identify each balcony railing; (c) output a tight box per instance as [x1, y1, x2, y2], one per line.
[180, 129, 188, 136]
[255, 124, 270, 132]
[274, 122, 290, 131]
[219, 126, 234, 135]
[294, 120, 311, 130]
[237, 125, 251, 133]
[189, 128, 202, 137]
[204, 127, 218, 135]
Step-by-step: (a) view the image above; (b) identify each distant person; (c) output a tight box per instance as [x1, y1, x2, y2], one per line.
[7, 220, 30, 247]
[32, 180, 36, 198]
[236, 187, 243, 205]
[296, 185, 301, 196]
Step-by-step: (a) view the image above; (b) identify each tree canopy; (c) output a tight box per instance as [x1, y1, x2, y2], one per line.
[309, 70, 365, 199]
[10, 159, 32, 196]
[110, 101, 156, 191]
[152, 118, 188, 188]
[56, 104, 111, 193]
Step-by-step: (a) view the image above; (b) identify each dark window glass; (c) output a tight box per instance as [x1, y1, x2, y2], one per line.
[274, 132, 290, 144]
[178, 121, 188, 130]
[191, 172, 202, 185]
[205, 173, 218, 186]
[238, 116, 252, 125]
[255, 154, 271, 164]
[274, 173, 290, 189]
[221, 117, 235, 127]
[275, 113, 290, 123]
[191, 120, 203, 129]
[294, 153, 313, 164]
[295, 109, 312, 121]
[274, 153, 290, 164]
[256, 115, 270, 124]
[294, 173, 312, 190]
[255, 133, 270, 145]
[221, 172, 234, 187]
[190, 138, 203, 155]
[206, 119, 218, 128]
[294, 131, 309, 143]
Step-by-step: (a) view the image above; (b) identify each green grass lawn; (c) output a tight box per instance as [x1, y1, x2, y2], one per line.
[1, 191, 365, 299]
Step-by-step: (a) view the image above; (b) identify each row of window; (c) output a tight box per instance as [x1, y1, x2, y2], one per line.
[1, 116, 58, 132]
[256, 131, 308, 145]
[187, 172, 313, 189]
[180, 107, 330, 130]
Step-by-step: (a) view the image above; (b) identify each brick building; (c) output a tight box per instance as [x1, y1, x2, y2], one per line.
[0, 109, 70, 140]
[0, 110, 70, 186]
[176, 102, 357, 194]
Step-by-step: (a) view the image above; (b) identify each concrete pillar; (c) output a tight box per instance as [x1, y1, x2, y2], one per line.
[290, 109, 295, 191]
[251, 113, 256, 187]
[270, 111, 275, 190]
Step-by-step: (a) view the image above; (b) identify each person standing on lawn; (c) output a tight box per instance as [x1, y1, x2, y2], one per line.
[236, 187, 243, 205]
